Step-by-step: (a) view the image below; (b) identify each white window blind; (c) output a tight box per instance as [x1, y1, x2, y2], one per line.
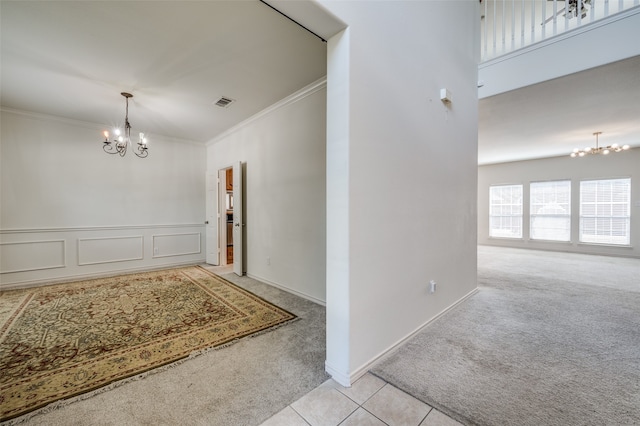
[530, 180, 571, 242]
[580, 178, 631, 245]
[490, 184, 523, 239]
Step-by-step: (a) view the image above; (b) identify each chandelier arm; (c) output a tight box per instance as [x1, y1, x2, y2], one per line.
[103, 141, 120, 155]
[135, 144, 149, 158]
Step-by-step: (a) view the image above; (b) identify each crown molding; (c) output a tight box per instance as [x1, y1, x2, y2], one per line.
[0, 107, 203, 146]
[206, 76, 327, 146]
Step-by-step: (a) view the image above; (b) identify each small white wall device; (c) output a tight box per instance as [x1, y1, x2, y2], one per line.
[440, 88, 451, 103]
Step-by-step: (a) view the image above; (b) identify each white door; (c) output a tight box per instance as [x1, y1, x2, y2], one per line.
[232, 161, 243, 276]
[205, 172, 219, 265]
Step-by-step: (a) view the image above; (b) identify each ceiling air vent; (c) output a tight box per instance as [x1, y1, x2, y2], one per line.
[214, 96, 235, 108]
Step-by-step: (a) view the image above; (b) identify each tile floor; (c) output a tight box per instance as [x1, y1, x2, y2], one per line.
[260, 373, 463, 426]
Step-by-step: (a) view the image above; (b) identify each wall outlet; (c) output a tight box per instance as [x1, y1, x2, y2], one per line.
[429, 280, 437, 294]
[266, 256, 271, 266]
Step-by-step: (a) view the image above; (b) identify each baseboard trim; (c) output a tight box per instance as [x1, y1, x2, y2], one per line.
[246, 272, 326, 307]
[325, 361, 351, 388]
[0, 260, 205, 291]
[344, 287, 480, 386]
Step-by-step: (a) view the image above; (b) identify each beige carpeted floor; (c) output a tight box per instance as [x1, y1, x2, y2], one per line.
[372, 246, 640, 426]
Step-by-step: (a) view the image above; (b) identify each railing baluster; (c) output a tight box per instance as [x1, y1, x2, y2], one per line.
[541, 0, 547, 40]
[530, 0, 535, 43]
[502, 0, 506, 54]
[521, 0, 526, 47]
[493, 0, 498, 57]
[577, 0, 582, 26]
[483, 0, 488, 59]
[553, 0, 558, 36]
[511, 0, 516, 49]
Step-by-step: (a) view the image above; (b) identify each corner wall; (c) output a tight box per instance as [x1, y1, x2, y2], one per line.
[0, 109, 207, 288]
[206, 81, 327, 304]
[321, 1, 479, 385]
[478, 149, 640, 258]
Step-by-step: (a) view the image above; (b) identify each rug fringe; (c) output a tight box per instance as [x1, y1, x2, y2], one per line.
[1, 317, 300, 426]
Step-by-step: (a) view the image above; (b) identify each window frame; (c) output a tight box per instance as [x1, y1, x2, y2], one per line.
[529, 180, 572, 242]
[489, 184, 524, 239]
[579, 178, 631, 246]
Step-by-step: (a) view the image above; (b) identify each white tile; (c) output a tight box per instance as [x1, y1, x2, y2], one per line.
[362, 384, 432, 426]
[260, 406, 310, 426]
[291, 381, 358, 426]
[341, 408, 387, 426]
[333, 373, 386, 405]
[420, 409, 464, 426]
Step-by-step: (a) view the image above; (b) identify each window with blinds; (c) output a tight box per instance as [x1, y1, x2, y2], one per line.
[579, 178, 631, 245]
[489, 184, 523, 238]
[530, 180, 571, 242]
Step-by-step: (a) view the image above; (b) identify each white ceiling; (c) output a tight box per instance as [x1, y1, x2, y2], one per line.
[479, 55, 640, 165]
[0, 1, 329, 143]
[1, 1, 638, 164]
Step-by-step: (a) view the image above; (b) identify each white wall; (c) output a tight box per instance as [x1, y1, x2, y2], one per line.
[0, 109, 206, 288]
[206, 81, 327, 304]
[478, 149, 640, 258]
[321, 1, 479, 385]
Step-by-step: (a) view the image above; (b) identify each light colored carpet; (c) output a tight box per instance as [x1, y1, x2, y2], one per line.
[372, 246, 640, 426]
[10, 269, 328, 426]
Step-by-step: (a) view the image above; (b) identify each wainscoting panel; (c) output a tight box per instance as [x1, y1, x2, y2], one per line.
[78, 236, 144, 266]
[152, 233, 201, 258]
[0, 240, 66, 274]
[0, 225, 206, 289]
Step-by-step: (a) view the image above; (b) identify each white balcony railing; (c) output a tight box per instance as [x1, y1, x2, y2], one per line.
[481, 0, 640, 61]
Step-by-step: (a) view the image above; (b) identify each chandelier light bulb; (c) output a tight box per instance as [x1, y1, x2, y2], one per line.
[603, 149, 609, 155]
[114, 128, 121, 136]
[623, 144, 630, 150]
[578, 151, 585, 157]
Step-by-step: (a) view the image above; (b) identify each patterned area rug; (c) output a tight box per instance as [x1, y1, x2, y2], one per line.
[0, 266, 296, 423]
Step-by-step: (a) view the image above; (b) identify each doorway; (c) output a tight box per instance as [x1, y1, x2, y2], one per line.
[207, 161, 243, 276]
[220, 167, 234, 266]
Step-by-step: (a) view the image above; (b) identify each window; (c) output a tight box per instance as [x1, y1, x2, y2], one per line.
[580, 178, 631, 245]
[490, 184, 523, 238]
[530, 180, 571, 241]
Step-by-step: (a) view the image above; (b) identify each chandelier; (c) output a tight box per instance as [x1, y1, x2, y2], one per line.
[570, 132, 630, 158]
[102, 92, 148, 158]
